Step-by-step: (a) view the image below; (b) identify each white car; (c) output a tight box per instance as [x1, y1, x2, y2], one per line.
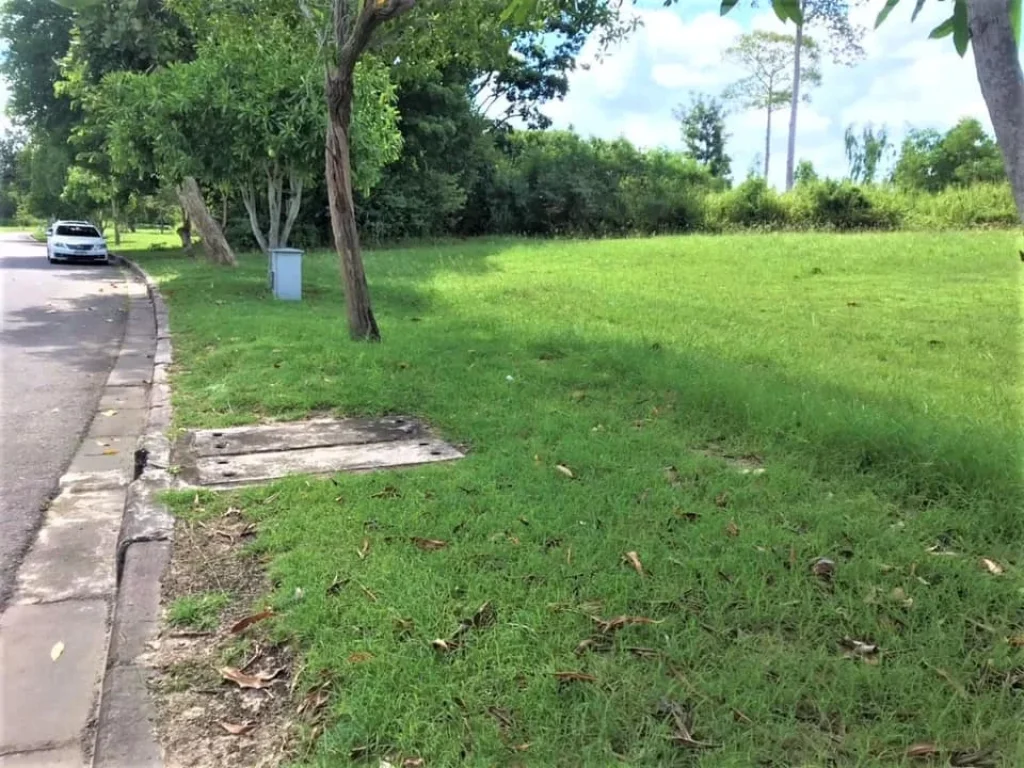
[46, 221, 111, 265]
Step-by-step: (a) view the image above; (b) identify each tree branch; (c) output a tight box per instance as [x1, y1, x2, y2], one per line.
[338, 0, 416, 75]
[240, 180, 269, 254]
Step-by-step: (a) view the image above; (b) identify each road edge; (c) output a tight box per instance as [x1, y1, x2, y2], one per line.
[90, 257, 176, 768]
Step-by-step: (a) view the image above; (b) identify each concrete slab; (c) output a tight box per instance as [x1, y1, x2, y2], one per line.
[97, 387, 148, 412]
[193, 437, 464, 488]
[13, 489, 124, 604]
[108, 541, 169, 666]
[91, 667, 161, 768]
[87, 408, 148, 438]
[189, 416, 423, 457]
[0, 600, 108, 754]
[0, 747, 84, 767]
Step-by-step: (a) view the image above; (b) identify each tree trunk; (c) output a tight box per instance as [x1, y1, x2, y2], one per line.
[112, 198, 121, 245]
[280, 169, 303, 248]
[326, 68, 379, 341]
[221, 190, 228, 229]
[240, 181, 270, 254]
[968, 0, 1024, 221]
[764, 100, 773, 179]
[785, 19, 804, 192]
[177, 176, 236, 266]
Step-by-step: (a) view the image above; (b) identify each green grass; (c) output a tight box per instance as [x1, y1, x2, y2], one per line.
[167, 591, 231, 631]
[139, 232, 1024, 767]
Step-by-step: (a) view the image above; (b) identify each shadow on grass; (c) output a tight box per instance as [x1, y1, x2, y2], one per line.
[135, 243, 1022, 539]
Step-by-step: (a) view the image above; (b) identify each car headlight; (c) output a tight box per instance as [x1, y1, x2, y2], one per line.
[53, 241, 67, 248]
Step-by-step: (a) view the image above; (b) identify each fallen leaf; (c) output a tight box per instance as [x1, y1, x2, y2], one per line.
[591, 615, 662, 634]
[229, 609, 273, 635]
[487, 706, 515, 732]
[658, 699, 714, 750]
[347, 651, 374, 664]
[906, 743, 940, 759]
[839, 637, 880, 665]
[714, 491, 730, 508]
[553, 671, 597, 682]
[574, 636, 612, 655]
[624, 550, 644, 576]
[218, 721, 254, 736]
[513, 743, 531, 752]
[102, 448, 119, 456]
[431, 638, 459, 653]
[101, 409, 118, 417]
[811, 557, 835, 581]
[219, 666, 283, 689]
[555, 463, 575, 479]
[50, 641, 64, 661]
[891, 586, 914, 608]
[1008, 634, 1024, 648]
[949, 748, 997, 767]
[725, 521, 740, 537]
[358, 538, 371, 559]
[626, 646, 660, 660]
[401, 759, 424, 768]
[732, 709, 753, 724]
[412, 537, 448, 551]
[980, 558, 1004, 575]
[664, 466, 682, 488]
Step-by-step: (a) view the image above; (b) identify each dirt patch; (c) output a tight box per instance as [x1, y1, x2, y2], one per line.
[142, 506, 302, 768]
[697, 442, 766, 475]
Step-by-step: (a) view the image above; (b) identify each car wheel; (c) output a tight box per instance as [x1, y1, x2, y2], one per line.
[47, 250, 54, 263]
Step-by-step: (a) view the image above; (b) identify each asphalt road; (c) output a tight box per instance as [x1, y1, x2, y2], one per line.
[0, 233, 127, 609]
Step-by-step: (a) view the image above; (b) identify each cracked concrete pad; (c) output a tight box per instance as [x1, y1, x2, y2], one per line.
[194, 437, 463, 488]
[0, 600, 108, 754]
[189, 416, 424, 456]
[0, 747, 84, 767]
[14, 489, 124, 604]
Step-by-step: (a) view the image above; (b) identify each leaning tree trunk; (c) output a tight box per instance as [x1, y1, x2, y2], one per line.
[968, 0, 1024, 222]
[785, 20, 804, 192]
[177, 176, 236, 266]
[326, 68, 379, 341]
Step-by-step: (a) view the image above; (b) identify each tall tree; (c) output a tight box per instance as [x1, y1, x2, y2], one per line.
[673, 94, 732, 180]
[723, 30, 820, 179]
[892, 118, 1005, 191]
[843, 123, 893, 184]
[784, 0, 863, 191]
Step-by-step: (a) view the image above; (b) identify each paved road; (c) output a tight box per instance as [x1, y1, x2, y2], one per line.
[0, 233, 126, 609]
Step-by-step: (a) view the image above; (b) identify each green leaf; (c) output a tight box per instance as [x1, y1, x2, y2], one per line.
[771, 0, 803, 24]
[928, 16, 955, 38]
[910, 0, 928, 22]
[874, 0, 901, 29]
[952, 0, 969, 56]
[1011, 0, 1022, 46]
[720, 0, 741, 15]
[500, 0, 536, 24]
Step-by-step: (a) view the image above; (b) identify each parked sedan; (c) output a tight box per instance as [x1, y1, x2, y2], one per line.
[46, 221, 111, 264]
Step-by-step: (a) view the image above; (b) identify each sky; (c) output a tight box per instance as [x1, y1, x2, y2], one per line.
[537, 0, 1015, 186]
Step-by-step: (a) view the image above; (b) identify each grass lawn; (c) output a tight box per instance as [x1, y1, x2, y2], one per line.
[133, 232, 1023, 767]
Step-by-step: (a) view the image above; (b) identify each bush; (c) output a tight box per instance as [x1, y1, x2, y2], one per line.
[704, 178, 788, 231]
[902, 183, 1016, 229]
[789, 179, 901, 231]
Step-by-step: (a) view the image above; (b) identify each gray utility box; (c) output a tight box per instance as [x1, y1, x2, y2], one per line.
[269, 248, 303, 301]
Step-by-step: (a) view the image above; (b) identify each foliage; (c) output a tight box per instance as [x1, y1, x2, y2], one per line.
[892, 118, 1006, 193]
[875, 0, 1023, 56]
[789, 178, 900, 230]
[705, 177, 788, 230]
[139, 229, 1021, 765]
[673, 94, 732, 181]
[723, 30, 820, 114]
[793, 158, 819, 186]
[844, 123, 894, 184]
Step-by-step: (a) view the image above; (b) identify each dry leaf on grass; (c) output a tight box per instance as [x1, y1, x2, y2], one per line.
[664, 466, 682, 488]
[591, 615, 661, 634]
[401, 759, 424, 768]
[553, 671, 597, 683]
[811, 557, 835, 581]
[219, 665, 283, 689]
[657, 699, 714, 750]
[725, 521, 740, 538]
[229, 608, 273, 635]
[50, 641, 64, 661]
[624, 551, 644, 576]
[1008, 634, 1024, 648]
[218, 721, 254, 736]
[906, 743, 940, 759]
[626, 646, 660, 660]
[980, 558, 1004, 575]
[714, 491, 730, 508]
[412, 537, 448, 551]
[513, 743, 531, 752]
[347, 652, 374, 664]
[431, 638, 459, 653]
[555, 463, 575, 479]
[358, 538, 371, 559]
[839, 637, 880, 665]
[574, 636, 612, 656]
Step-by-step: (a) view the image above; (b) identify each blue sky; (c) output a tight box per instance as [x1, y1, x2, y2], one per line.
[537, 0, 1017, 185]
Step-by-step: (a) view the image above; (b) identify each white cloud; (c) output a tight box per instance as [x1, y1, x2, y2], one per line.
[542, 0, 1017, 187]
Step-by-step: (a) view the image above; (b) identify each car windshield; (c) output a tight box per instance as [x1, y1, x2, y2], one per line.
[55, 225, 100, 238]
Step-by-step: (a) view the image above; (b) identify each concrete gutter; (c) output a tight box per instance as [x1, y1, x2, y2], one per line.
[0, 256, 172, 767]
[88, 256, 177, 768]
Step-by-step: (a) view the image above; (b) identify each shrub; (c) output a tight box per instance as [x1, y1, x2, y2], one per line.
[903, 183, 1016, 229]
[704, 178, 788, 231]
[789, 179, 901, 231]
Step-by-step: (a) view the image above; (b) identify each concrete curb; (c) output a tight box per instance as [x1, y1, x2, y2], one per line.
[90, 257, 176, 768]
